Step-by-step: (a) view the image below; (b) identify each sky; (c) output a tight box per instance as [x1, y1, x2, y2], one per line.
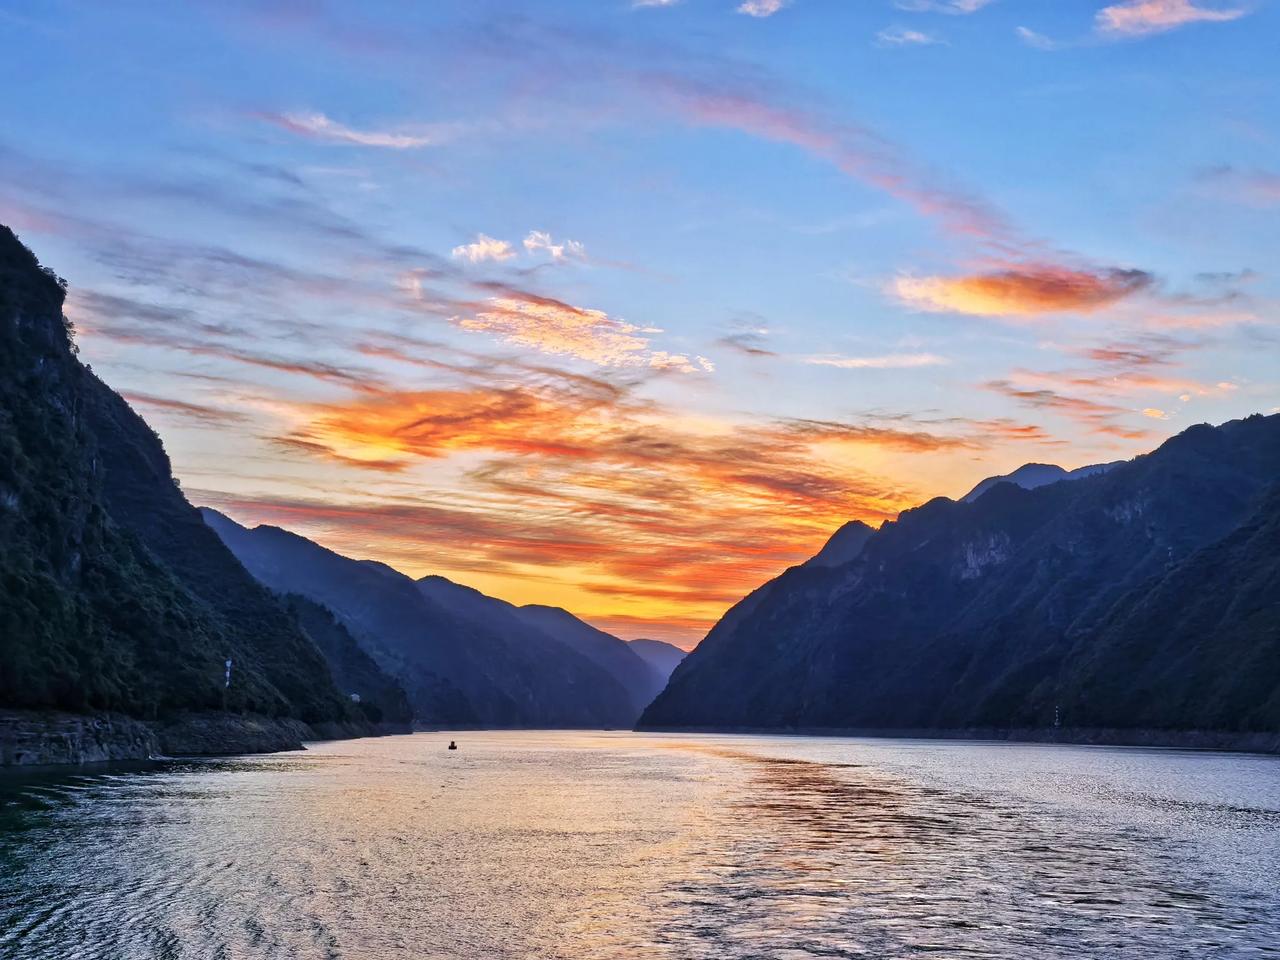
[1, 0, 1277, 647]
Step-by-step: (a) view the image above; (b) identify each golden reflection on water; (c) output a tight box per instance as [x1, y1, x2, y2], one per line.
[1, 731, 1278, 959]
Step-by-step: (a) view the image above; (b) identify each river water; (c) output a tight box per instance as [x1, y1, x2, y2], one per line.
[1, 731, 1278, 959]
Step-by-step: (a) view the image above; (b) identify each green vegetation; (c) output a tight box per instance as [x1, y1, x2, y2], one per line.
[0, 225, 379, 725]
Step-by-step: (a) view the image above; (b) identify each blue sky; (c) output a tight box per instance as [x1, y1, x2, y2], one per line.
[2, 0, 1276, 644]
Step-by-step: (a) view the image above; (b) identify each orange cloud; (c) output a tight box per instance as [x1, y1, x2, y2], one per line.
[249, 366, 1058, 642]
[895, 265, 1153, 317]
[1096, 0, 1247, 37]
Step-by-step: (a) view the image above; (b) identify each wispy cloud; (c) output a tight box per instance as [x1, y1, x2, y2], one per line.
[121, 391, 249, 426]
[1015, 26, 1060, 50]
[451, 234, 516, 263]
[1198, 165, 1280, 208]
[737, 0, 787, 17]
[633, 0, 681, 6]
[804, 353, 949, 369]
[1095, 0, 1247, 37]
[987, 380, 1149, 440]
[894, 265, 1153, 317]
[257, 111, 435, 149]
[452, 291, 692, 370]
[1017, 0, 1247, 50]
[895, 0, 993, 12]
[716, 329, 776, 358]
[523, 230, 586, 261]
[877, 27, 945, 46]
[660, 80, 1010, 243]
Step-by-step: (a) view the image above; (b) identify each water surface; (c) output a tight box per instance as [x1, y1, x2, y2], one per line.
[2, 731, 1278, 958]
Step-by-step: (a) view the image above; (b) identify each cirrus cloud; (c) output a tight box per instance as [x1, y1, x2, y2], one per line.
[877, 27, 945, 46]
[257, 111, 435, 149]
[804, 353, 949, 369]
[895, 0, 992, 12]
[452, 291, 710, 372]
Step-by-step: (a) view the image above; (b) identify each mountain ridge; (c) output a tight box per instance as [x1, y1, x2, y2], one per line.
[640, 414, 1280, 743]
[1, 224, 399, 764]
[960, 460, 1121, 503]
[202, 509, 662, 727]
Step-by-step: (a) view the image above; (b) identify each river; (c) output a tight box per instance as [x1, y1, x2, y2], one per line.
[1, 731, 1278, 958]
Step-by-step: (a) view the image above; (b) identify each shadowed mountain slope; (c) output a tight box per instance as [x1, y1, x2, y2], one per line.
[641, 415, 1280, 737]
[203, 511, 651, 727]
[0, 224, 370, 736]
[513, 604, 666, 717]
[803, 520, 876, 569]
[627, 639, 687, 683]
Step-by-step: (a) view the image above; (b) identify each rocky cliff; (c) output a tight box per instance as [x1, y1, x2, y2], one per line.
[0, 225, 405, 765]
[641, 414, 1280, 745]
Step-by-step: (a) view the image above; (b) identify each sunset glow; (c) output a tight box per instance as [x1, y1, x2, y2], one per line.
[2, 1, 1275, 646]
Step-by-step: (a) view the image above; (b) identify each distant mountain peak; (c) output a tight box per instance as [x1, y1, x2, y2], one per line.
[961, 460, 1120, 503]
[627, 638, 687, 683]
[803, 519, 875, 568]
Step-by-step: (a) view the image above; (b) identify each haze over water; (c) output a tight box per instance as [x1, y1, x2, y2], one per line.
[2, 732, 1278, 959]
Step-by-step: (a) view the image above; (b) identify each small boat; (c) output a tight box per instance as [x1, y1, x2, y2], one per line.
[448, 740, 458, 750]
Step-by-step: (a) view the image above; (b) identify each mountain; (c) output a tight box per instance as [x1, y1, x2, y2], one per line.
[803, 520, 875, 568]
[512, 604, 666, 717]
[280, 594, 413, 728]
[961, 460, 1119, 503]
[202, 510, 649, 727]
[640, 414, 1280, 744]
[414, 575, 648, 725]
[1050, 483, 1280, 731]
[627, 639, 687, 682]
[0, 225, 385, 762]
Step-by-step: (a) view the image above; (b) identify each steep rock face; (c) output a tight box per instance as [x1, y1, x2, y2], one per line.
[641, 415, 1280, 735]
[79, 371, 352, 723]
[0, 225, 361, 734]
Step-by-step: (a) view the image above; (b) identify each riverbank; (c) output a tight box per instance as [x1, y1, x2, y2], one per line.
[0, 709, 412, 768]
[635, 724, 1280, 755]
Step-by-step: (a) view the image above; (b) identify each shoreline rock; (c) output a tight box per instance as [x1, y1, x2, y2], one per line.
[0, 709, 414, 769]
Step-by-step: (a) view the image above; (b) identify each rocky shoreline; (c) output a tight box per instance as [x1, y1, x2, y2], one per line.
[0, 709, 411, 768]
[635, 724, 1280, 755]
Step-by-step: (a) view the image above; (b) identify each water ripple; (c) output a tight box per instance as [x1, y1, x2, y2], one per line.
[1, 732, 1278, 958]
